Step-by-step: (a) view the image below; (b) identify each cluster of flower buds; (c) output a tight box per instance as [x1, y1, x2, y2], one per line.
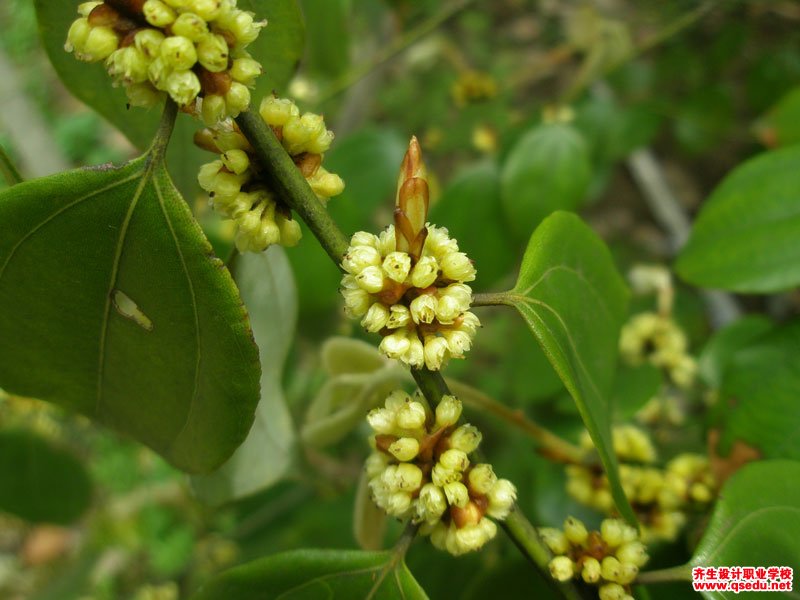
[542, 516, 649, 600]
[196, 95, 344, 252]
[341, 138, 479, 370]
[566, 426, 716, 542]
[619, 312, 697, 389]
[64, 0, 265, 120]
[365, 391, 516, 555]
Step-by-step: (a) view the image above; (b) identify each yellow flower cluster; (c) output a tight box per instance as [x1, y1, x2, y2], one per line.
[197, 95, 344, 252]
[542, 516, 649, 600]
[365, 391, 516, 555]
[341, 225, 479, 370]
[65, 0, 265, 120]
[619, 312, 697, 389]
[566, 427, 716, 542]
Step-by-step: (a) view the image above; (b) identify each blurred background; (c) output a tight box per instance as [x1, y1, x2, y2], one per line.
[1, 0, 799, 598]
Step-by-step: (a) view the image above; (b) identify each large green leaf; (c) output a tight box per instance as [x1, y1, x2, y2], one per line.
[192, 549, 429, 599]
[754, 85, 800, 148]
[0, 428, 92, 524]
[675, 145, 800, 293]
[430, 160, 516, 290]
[34, 0, 305, 195]
[500, 123, 592, 242]
[0, 128, 260, 474]
[193, 247, 298, 504]
[698, 315, 773, 389]
[300, 0, 351, 78]
[690, 460, 800, 599]
[502, 211, 634, 522]
[714, 319, 800, 461]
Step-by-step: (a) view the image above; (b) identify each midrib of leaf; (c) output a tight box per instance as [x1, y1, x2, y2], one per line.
[96, 162, 150, 416]
[153, 172, 202, 450]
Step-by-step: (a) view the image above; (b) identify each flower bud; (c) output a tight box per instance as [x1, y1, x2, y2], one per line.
[417, 484, 447, 523]
[283, 113, 326, 154]
[386, 305, 411, 329]
[78, 2, 103, 17]
[425, 225, 458, 259]
[435, 395, 462, 428]
[230, 57, 263, 86]
[444, 329, 473, 357]
[396, 401, 426, 430]
[219, 149, 249, 175]
[600, 519, 625, 547]
[486, 479, 516, 519]
[190, 0, 223, 21]
[392, 463, 423, 491]
[212, 171, 248, 201]
[225, 82, 251, 117]
[308, 169, 345, 200]
[259, 95, 299, 126]
[350, 231, 378, 248]
[563, 516, 588, 545]
[126, 83, 162, 108]
[384, 389, 410, 412]
[356, 265, 385, 294]
[172, 12, 208, 41]
[617, 562, 639, 585]
[377, 227, 396, 256]
[582, 557, 601, 583]
[444, 481, 470, 508]
[147, 57, 172, 90]
[599, 583, 626, 600]
[342, 245, 381, 274]
[342, 287, 370, 317]
[160, 36, 198, 70]
[410, 293, 437, 325]
[440, 251, 476, 282]
[616, 541, 648, 567]
[106, 47, 148, 84]
[449, 424, 481, 454]
[549, 556, 575, 582]
[382, 252, 411, 283]
[440, 448, 469, 472]
[82, 26, 119, 62]
[388, 437, 420, 462]
[198, 160, 223, 190]
[379, 330, 411, 359]
[143, 0, 177, 27]
[276, 213, 302, 247]
[539, 528, 569, 554]
[65, 18, 91, 53]
[196, 33, 230, 72]
[308, 129, 335, 154]
[410, 255, 439, 288]
[134, 28, 165, 60]
[217, 9, 266, 46]
[431, 463, 460, 487]
[361, 303, 390, 333]
[386, 491, 412, 517]
[366, 407, 395, 435]
[468, 463, 497, 495]
[423, 335, 449, 371]
[601, 556, 622, 582]
[166, 69, 200, 105]
[406, 335, 424, 368]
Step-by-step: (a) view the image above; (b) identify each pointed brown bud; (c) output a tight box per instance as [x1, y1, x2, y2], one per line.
[193, 129, 221, 153]
[394, 136, 429, 261]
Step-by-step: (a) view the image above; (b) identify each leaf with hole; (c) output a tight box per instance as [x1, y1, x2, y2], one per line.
[690, 460, 800, 599]
[503, 211, 634, 522]
[192, 549, 429, 599]
[676, 145, 800, 293]
[192, 247, 297, 505]
[0, 134, 260, 474]
[0, 428, 92, 524]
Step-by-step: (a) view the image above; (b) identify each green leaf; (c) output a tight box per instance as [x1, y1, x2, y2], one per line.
[503, 211, 634, 522]
[0, 428, 92, 524]
[430, 160, 516, 290]
[192, 247, 298, 505]
[754, 86, 800, 148]
[714, 319, 800, 461]
[192, 549, 429, 599]
[500, 123, 592, 242]
[698, 315, 773, 389]
[690, 460, 800, 598]
[675, 145, 800, 293]
[34, 0, 305, 196]
[0, 134, 260, 474]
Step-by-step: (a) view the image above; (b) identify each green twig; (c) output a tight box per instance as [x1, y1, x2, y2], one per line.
[235, 110, 350, 265]
[637, 564, 693, 584]
[0, 143, 23, 185]
[446, 379, 585, 464]
[316, 0, 480, 105]
[471, 291, 513, 307]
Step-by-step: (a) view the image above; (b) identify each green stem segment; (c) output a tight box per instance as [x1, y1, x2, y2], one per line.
[238, 107, 568, 595]
[636, 564, 693, 584]
[150, 99, 179, 163]
[235, 110, 350, 265]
